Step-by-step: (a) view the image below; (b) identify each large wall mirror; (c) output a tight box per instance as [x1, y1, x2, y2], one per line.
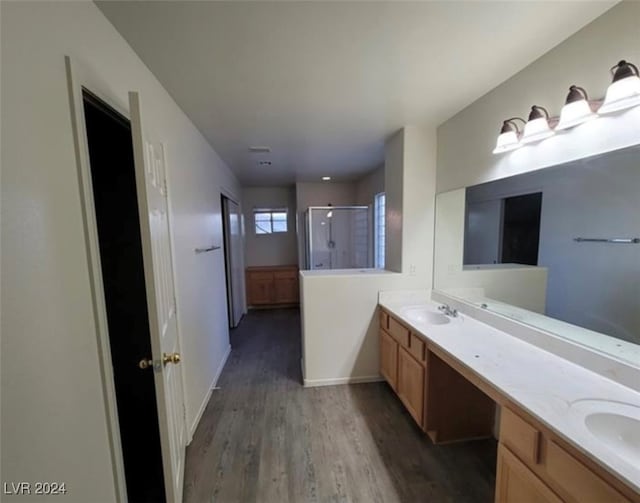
[434, 144, 639, 366]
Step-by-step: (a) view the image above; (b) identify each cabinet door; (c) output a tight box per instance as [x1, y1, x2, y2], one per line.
[397, 347, 425, 426]
[247, 273, 273, 305]
[496, 444, 562, 503]
[380, 330, 398, 391]
[273, 272, 299, 303]
[545, 440, 629, 503]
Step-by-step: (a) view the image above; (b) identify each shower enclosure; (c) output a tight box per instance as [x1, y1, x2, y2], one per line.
[305, 206, 371, 270]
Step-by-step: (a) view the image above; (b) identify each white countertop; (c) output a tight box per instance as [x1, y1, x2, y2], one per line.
[378, 293, 640, 494]
[299, 268, 398, 277]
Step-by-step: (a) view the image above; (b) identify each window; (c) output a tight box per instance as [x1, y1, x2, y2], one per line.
[374, 193, 385, 269]
[254, 208, 288, 234]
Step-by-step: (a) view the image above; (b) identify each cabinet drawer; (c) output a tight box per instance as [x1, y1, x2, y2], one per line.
[408, 333, 426, 363]
[388, 316, 410, 348]
[248, 271, 273, 281]
[545, 440, 629, 503]
[273, 270, 297, 279]
[501, 407, 541, 465]
[380, 310, 389, 330]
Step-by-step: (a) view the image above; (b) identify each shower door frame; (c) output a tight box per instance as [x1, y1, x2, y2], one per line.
[306, 205, 370, 271]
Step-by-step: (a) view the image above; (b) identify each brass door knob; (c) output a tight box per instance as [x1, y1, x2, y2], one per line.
[163, 352, 181, 366]
[138, 358, 153, 370]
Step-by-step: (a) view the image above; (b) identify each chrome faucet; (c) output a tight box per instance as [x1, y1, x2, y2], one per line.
[438, 304, 458, 317]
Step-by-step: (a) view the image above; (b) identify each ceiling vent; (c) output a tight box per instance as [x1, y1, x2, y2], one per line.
[248, 146, 271, 153]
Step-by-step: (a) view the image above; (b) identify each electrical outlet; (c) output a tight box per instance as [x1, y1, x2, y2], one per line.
[409, 264, 417, 276]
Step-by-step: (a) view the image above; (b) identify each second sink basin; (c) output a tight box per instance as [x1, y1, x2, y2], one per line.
[400, 306, 451, 326]
[570, 399, 640, 467]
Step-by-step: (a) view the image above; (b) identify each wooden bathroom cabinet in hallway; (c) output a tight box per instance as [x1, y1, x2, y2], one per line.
[245, 265, 299, 307]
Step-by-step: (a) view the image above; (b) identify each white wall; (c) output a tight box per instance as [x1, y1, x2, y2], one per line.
[1, 2, 240, 501]
[300, 271, 422, 385]
[434, 190, 547, 313]
[384, 126, 437, 282]
[384, 131, 404, 272]
[437, 1, 640, 193]
[355, 165, 385, 206]
[295, 181, 357, 269]
[301, 126, 437, 385]
[242, 186, 298, 267]
[401, 126, 437, 284]
[355, 166, 385, 267]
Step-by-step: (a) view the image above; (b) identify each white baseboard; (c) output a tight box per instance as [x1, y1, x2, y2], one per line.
[213, 343, 232, 387]
[187, 344, 232, 443]
[303, 375, 384, 388]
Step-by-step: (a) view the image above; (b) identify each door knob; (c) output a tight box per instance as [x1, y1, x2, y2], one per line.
[138, 358, 153, 370]
[163, 352, 181, 366]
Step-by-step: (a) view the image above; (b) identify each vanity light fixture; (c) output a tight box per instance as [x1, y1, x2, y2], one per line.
[492, 117, 526, 154]
[598, 60, 640, 114]
[322, 176, 331, 181]
[520, 105, 555, 144]
[556, 86, 598, 131]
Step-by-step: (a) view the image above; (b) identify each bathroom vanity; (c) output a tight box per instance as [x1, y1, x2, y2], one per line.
[245, 265, 299, 307]
[378, 297, 640, 503]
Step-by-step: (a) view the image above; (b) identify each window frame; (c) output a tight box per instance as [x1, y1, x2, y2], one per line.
[374, 192, 386, 269]
[253, 208, 288, 235]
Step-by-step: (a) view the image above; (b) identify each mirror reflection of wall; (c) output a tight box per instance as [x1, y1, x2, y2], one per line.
[460, 145, 640, 347]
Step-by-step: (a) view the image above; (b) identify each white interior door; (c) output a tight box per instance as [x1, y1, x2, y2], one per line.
[129, 92, 186, 503]
[223, 197, 244, 327]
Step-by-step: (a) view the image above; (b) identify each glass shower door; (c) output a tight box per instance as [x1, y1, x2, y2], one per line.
[307, 206, 370, 270]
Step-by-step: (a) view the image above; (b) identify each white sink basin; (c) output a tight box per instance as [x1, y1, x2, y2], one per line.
[400, 306, 451, 325]
[570, 399, 640, 467]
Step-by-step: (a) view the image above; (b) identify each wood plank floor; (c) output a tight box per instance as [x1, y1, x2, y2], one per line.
[183, 308, 497, 503]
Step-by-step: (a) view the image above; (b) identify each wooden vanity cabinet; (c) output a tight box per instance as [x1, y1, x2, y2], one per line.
[424, 351, 495, 443]
[378, 307, 639, 503]
[379, 310, 425, 427]
[272, 269, 299, 303]
[378, 308, 493, 438]
[246, 265, 299, 307]
[497, 407, 634, 503]
[497, 444, 563, 503]
[379, 330, 398, 391]
[397, 346, 425, 425]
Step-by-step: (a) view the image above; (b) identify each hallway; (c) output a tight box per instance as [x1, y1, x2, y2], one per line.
[183, 309, 496, 503]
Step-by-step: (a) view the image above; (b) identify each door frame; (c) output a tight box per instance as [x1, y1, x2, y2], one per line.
[65, 55, 127, 502]
[220, 188, 247, 329]
[66, 56, 190, 501]
[220, 186, 246, 315]
[221, 194, 235, 328]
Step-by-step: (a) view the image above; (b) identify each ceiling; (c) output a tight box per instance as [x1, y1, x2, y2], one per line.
[97, 1, 616, 186]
